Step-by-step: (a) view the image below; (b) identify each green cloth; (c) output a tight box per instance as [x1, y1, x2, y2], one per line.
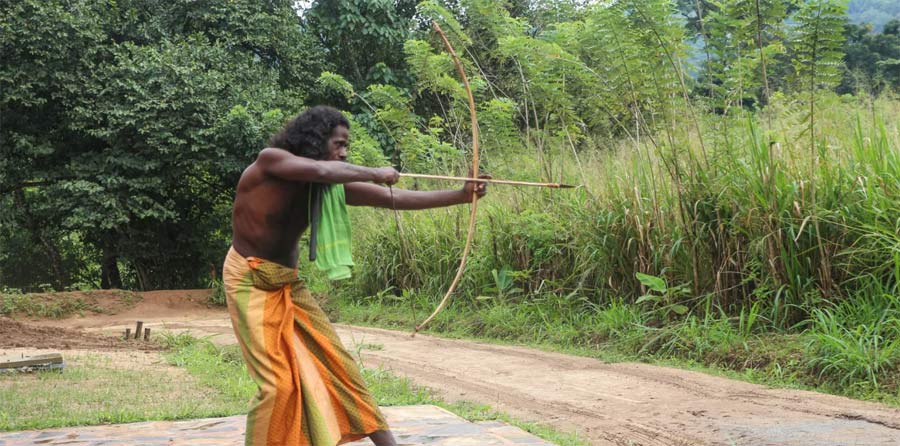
[314, 184, 354, 280]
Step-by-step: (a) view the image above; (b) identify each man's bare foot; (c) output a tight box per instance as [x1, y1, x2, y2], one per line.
[369, 429, 397, 446]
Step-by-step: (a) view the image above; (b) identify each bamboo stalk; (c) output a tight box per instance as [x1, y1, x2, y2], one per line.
[399, 173, 575, 189]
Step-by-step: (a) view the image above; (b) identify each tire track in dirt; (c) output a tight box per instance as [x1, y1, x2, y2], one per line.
[363, 353, 696, 446]
[336, 325, 900, 446]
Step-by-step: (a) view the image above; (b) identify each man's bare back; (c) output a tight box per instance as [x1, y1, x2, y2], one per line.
[231, 159, 313, 267]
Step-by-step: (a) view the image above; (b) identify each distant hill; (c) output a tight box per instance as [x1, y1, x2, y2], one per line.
[849, 0, 900, 32]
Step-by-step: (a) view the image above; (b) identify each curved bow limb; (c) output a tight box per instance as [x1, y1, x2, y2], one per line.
[412, 21, 481, 336]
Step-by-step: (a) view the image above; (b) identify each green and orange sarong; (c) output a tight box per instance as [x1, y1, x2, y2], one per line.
[223, 247, 388, 446]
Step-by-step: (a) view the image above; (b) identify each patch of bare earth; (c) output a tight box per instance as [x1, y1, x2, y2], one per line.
[1, 289, 222, 351]
[14, 289, 233, 343]
[24, 289, 220, 326]
[0, 317, 161, 351]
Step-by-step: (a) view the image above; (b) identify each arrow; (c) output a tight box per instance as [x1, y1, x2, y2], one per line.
[399, 173, 576, 189]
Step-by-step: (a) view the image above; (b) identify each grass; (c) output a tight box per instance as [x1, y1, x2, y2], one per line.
[0, 332, 585, 445]
[0, 289, 100, 319]
[206, 279, 226, 306]
[804, 284, 900, 391]
[0, 350, 235, 431]
[345, 94, 900, 321]
[160, 332, 257, 406]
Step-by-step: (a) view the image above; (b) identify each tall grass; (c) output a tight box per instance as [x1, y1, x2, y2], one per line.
[327, 94, 900, 396]
[805, 280, 900, 390]
[346, 94, 898, 323]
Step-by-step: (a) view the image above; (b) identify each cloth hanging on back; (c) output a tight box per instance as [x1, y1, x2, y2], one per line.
[308, 184, 354, 280]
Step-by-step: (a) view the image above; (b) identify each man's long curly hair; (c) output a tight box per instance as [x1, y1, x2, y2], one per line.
[268, 105, 350, 159]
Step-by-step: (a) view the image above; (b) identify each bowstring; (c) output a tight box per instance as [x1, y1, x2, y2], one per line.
[389, 184, 418, 329]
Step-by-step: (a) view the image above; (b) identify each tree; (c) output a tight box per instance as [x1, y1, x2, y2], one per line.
[840, 19, 900, 94]
[304, 0, 416, 88]
[791, 0, 848, 140]
[789, 0, 848, 295]
[1, 0, 324, 290]
[694, 0, 791, 110]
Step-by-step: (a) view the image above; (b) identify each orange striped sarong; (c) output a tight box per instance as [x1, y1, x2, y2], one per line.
[222, 247, 388, 446]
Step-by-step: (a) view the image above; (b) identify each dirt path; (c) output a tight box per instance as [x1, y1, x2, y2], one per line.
[20, 294, 900, 446]
[337, 325, 900, 446]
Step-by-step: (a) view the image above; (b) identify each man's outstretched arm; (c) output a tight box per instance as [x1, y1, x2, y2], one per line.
[257, 148, 399, 185]
[344, 177, 488, 210]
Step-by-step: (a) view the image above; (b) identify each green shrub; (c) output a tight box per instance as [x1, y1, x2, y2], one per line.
[804, 285, 900, 390]
[207, 279, 226, 306]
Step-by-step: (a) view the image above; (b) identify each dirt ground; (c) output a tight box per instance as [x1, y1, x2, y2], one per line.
[0, 317, 162, 351]
[1, 289, 216, 351]
[6, 290, 900, 445]
[341, 325, 900, 446]
[16, 289, 232, 345]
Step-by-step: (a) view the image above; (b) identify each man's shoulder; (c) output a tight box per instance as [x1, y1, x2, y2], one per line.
[243, 148, 292, 182]
[257, 147, 289, 163]
[237, 157, 311, 194]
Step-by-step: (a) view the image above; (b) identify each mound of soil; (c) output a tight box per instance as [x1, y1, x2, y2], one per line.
[0, 317, 162, 351]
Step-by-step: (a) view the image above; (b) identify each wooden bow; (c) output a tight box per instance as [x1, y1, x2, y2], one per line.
[412, 21, 481, 336]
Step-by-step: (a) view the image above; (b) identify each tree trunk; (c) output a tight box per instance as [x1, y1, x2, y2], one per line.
[754, 0, 771, 107]
[133, 262, 151, 291]
[14, 190, 67, 288]
[100, 246, 122, 289]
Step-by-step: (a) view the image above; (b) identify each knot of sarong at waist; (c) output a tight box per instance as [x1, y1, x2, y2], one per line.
[246, 257, 300, 291]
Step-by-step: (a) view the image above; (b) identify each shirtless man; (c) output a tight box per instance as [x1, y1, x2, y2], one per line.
[232, 106, 485, 267]
[224, 105, 486, 446]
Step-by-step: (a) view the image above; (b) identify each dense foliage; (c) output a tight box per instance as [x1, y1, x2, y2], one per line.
[1, 0, 323, 289]
[841, 19, 900, 94]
